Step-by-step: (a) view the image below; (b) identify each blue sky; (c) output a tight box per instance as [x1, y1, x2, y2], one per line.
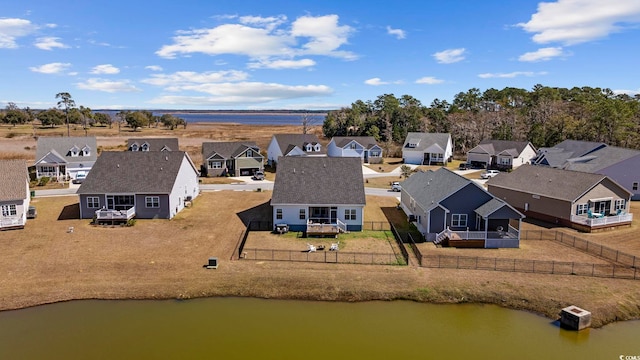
[2, 0, 640, 110]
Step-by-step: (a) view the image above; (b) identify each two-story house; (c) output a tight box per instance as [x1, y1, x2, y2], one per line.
[201, 141, 264, 177]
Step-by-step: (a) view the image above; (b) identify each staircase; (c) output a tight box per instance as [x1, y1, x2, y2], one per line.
[434, 228, 450, 245]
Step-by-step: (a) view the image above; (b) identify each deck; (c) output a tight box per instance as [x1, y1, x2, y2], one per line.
[306, 223, 340, 237]
[95, 207, 136, 224]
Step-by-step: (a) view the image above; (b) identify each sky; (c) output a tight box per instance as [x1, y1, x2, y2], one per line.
[2, 0, 640, 110]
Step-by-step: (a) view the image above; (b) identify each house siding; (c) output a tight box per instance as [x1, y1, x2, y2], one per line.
[267, 139, 282, 166]
[596, 155, 640, 201]
[135, 194, 171, 219]
[440, 184, 494, 231]
[168, 156, 200, 219]
[0, 198, 28, 229]
[488, 186, 572, 223]
[272, 205, 364, 231]
[205, 155, 226, 177]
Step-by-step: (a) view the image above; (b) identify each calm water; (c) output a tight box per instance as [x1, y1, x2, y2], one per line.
[95, 111, 327, 125]
[0, 298, 638, 360]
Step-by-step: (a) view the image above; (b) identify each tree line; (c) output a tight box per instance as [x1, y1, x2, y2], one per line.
[0, 93, 186, 132]
[322, 85, 640, 154]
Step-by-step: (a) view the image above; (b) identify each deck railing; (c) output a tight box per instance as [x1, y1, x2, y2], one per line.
[0, 217, 23, 227]
[95, 207, 136, 220]
[570, 213, 633, 227]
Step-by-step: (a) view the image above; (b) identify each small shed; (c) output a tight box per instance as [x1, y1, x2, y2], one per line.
[560, 305, 591, 330]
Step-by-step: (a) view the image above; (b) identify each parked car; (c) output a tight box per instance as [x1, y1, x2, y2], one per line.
[480, 170, 500, 179]
[458, 163, 470, 170]
[27, 206, 37, 219]
[391, 182, 402, 192]
[252, 171, 265, 180]
[73, 172, 87, 184]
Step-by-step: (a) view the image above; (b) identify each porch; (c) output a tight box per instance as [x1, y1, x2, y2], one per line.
[570, 213, 633, 229]
[95, 207, 136, 225]
[436, 225, 520, 248]
[0, 217, 25, 230]
[306, 219, 348, 237]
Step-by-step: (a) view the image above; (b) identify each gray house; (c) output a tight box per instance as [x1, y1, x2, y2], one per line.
[466, 140, 537, 170]
[266, 134, 325, 166]
[0, 160, 30, 230]
[34, 136, 97, 182]
[77, 151, 200, 222]
[202, 141, 264, 177]
[326, 136, 383, 164]
[271, 157, 365, 234]
[487, 165, 632, 232]
[400, 167, 524, 248]
[127, 138, 179, 152]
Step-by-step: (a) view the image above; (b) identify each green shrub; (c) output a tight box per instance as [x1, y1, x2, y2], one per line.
[126, 219, 136, 227]
[38, 176, 50, 186]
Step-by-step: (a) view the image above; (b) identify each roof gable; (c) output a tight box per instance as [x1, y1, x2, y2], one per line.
[127, 138, 179, 152]
[331, 136, 379, 149]
[401, 168, 470, 210]
[403, 132, 451, 152]
[202, 141, 260, 160]
[35, 136, 97, 163]
[273, 134, 325, 155]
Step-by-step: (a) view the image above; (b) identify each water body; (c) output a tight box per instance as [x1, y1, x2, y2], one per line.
[95, 111, 327, 125]
[0, 298, 638, 359]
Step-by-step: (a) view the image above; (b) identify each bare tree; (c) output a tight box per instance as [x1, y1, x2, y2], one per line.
[301, 112, 315, 134]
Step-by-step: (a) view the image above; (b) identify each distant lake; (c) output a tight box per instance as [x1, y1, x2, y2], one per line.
[95, 111, 327, 126]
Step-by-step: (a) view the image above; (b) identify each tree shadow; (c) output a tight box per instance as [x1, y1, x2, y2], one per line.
[236, 200, 272, 228]
[58, 203, 80, 220]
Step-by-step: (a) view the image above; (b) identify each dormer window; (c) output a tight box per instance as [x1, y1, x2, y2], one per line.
[246, 149, 253, 157]
[305, 144, 312, 152]
[407, 139, 419, 148]
[130, 144, 139, 151]
[313, 144, 321, 152]
[141, 143, 149, 151]
[81, 146, 91, 156]
[68, 145, 80, 157]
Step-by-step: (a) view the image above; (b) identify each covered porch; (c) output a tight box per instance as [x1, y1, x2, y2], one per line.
[306, 206, 347, 236]
[94, 194, 136, 225]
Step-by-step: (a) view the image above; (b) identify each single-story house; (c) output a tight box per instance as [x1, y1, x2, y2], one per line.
[487, 164, 633, 232]
[326, 136, 383, 164]
[201, 141, 264, 177]
[402, 132, 453, 165]
[34, 136, 97, 182]
[466, 140, 537, 170]
[77, 151, 200, 222]
[0, 160, 30, 230]
[271, 156, 365, 234]
[127, 138, 179, 152]
[266, 134, 325, 167]
[400, 167, 524, 248]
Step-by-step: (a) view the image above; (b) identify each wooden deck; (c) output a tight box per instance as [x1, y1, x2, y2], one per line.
[306, 223, 340, 237]
[95, 207, 136, 224]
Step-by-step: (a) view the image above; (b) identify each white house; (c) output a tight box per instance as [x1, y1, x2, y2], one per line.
[326, 136, 383, 164]
[271, 157, 366, 234]
[466, 140, 537, 170]
[266, 134, 325, 166]
[402, 132, 453, 165]
[0, 160, 30, 230]
[34, 136, 97, 182]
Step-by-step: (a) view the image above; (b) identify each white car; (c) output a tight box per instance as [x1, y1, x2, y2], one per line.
[480, 170, 500, 179]
[391, 182, 402, 192]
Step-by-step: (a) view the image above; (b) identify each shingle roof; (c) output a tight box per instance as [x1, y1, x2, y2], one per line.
[403, 132, 451, 151]
[273, 134, 325, 155]
[563, 146, 640, 173]
[475, 198, 515, 217]
[77, 151, 195, 194]
[535, 140, 607, 167]
[0, 160, 28, 201]
[35, 136, 97, 164]
[202, 141, 260, 160]
[470, 140, 534, 156]
[127, 138, 179, 151]
[486, 164, 613, 202]
[331, 136, 380, 149]
[271, 157, 365, 205]
[401, 168, 471, 210]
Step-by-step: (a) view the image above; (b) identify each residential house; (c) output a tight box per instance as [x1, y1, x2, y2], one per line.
[326, 136, 383, 164]
[531, 140, 607, 168]
[266, 134, 325, 167]
[402, 132, 453, 165]
[487, 165, 632, 232]
[201, 141, 264, 177]
[271, 157, 366, 234]
[127, 138, 179, 152]
[400, 168, 524, 248]
[0, 160, 30, 230]
[34, 136, 97, 182]
[77, 151, 200, 222]
[466, 140, 537, 170]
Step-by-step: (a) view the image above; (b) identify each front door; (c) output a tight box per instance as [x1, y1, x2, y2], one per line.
[330, 207, 337, 223]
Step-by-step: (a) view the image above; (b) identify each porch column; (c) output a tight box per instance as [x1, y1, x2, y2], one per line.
[484, 217, 489, 239]
[517, 218, 522, 240]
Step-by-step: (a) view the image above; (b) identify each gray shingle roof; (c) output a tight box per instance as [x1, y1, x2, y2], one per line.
[401, 168, 472, 210]
[127, 138, 179, 151]
[403, 132, 450, 151]
[35, 136, 97, 164]
[0, 160, 28, 201]
[470, 140, 534, 156]
[563, 146, 640, 173]
[535, 140, 607, 167]
[77, 151, 195, 194]
[475, 198, 515, 217]
[331, 136, 380, 149]
[486, 164, 615, 202]
[273, 134, 325, 155]
[271, 157, 365, 205]
[202, 141, 260, 160]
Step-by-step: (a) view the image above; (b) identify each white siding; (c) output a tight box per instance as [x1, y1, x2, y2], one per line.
[402, 150, 425, 165]
[266, 137, 282, 165]
[168, 156, 200, 219]
[514, 145, 537, 168]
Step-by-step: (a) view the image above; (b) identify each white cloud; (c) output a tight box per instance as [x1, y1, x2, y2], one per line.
[518, 0, 640, 45]
[364, 78, 388, 86]
[613, 88, 640, 96]
[34, 36, 69, 50]
[518, 47, 566, 62]
[0, 18, 37, 48]
[415, 76, 444, 84]
[386, 26, 406, 39]
[156, 14, 356, 62]
[29, 62, 71, 74]
[247, 58, 316, 69]
[147, 82, 332, 105]
[141, 70, 249, 87]
[90, 64, 120, 74]
[145, 65, 163, 71]
[76, 78, 140, 92]
[433, 48, 466, 64]
[478, 71, 547, 79]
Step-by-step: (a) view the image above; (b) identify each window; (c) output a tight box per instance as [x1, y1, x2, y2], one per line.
[1, 204, 17, 217]
[576, 203, 588, 215]
[145, 196, 160, 208]
[499, 157, 511, 165]
[299, 209, 306, 220]
[276, 209, 282, 220]
[633, 182, 639, 191]
[141, 144, 149, 151]
[349, 143, 357, 149]
[246, 149, 253, 157]
[615, 199, 626, 211]
[370, 150, 380, 157]
[209, 161, 222, 169]
[130, 144, 138, 151]
[344, 209, 357, 221]
[451, 214, 467, 227]
[40, 166, 55, 174]
[87, 197, 100, 209]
